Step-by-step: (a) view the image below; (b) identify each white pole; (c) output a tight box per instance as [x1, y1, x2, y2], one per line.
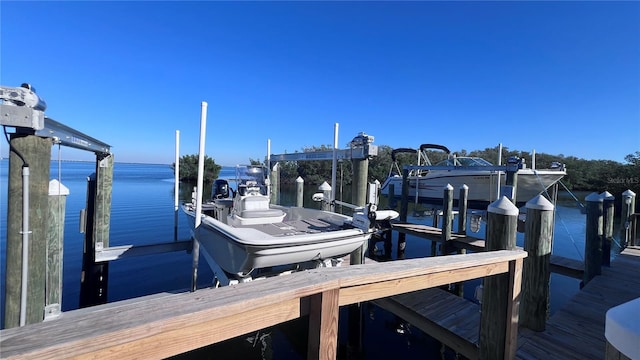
[19, 166, 30, 326]
[191, 102, 207, 292]
[331, 123, 338, 205]
[496, 143, 503, 200]
[174, 130, 180, 242]
[532, 149, 536, 170]
[266, 139, 272, 198]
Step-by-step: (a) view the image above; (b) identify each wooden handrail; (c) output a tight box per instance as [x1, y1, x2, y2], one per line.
[0, 249, 526, 360]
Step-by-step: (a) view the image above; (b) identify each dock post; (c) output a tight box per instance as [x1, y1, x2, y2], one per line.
[583, 192, 603, 286]
[4, 133, 52, 328]
[458, 184, 469, 235]
[520, 195, 554, 332]
[319, 182, 332, 212]
[388, 183, 397, 209]
[351, 156, 368, 208]
[295, 176, 304, 207]
[398, 168, 409, 260]
[45, 179, 69, 320]
[349, 170, 365, 265]
[479, 196, 520, 360]
[79, 153, 114, 307]
[454, 184, 469, 297]
[270, 162, 279, 205]
[307, 289, 340, 360]
[442, 183, 454, 239]
[503, 157, 519, 204]
[621, 190, 636, 246]
[601, 191, 614, 266]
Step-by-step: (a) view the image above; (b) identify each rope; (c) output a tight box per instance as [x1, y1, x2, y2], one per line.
[531, 172, 585, 260]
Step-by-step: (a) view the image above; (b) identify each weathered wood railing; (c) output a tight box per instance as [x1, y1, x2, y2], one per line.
[0, 249, 526, 360]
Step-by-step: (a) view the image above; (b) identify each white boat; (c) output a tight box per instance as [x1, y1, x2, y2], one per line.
[183, 165, 397, 282]
[380, 144, 567, 208]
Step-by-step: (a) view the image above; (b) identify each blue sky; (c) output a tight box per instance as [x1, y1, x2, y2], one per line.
[1, 1, 638, 166]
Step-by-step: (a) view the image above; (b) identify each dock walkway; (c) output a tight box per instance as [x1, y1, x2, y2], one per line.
[373, 246, 640, 360]
[516, 245, 640, 359]
[391, 222, 585, 278]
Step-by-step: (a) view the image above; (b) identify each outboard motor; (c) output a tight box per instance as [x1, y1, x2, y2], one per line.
[212, 179, 230, 199]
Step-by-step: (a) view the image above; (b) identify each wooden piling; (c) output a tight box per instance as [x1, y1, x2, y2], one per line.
[398, 168, 409, 260]
[621, 190, 636, 246]
[269, 162, 279, 205]
[520, 195, 555, 332]
[454, 184, 469, 297]
[458, 184, 469, 235]
[79, 153, 114, 307]
[388, 183, 397, 209]
[45, 179, 69, 320]
[351, 157, 368, 208]
[584, 192, 603, 286]
[601, 191, 614, 267]
[295, 176, 304, 207]
[4, 134, 52, 328]
[504, 160, 519, 204]
[442, 184, 454, 242]
[479, 196, 520, 360]
[319, 182, 331, 212]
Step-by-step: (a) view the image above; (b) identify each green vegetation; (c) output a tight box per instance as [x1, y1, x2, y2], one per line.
[172, 154, 221, 182]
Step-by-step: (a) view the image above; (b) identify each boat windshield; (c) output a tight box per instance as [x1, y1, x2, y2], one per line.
[235, 165, 268, 195]
[236, 165, 267, 185]
[436, 157, 493, 167]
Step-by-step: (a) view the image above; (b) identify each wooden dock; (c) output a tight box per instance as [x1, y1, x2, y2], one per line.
[0, 250, 527, 360]
[373, 246, 640, 360]
[516, 245, 640, 359]
[391, 222, 585, 279]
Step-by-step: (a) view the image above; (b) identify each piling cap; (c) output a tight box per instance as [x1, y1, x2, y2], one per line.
[318, 181, 332, 191]
[585, 192, 603, 202]
[444, 183, 453, 190]
[488, 196, 519, 216]
[600, 191, 615, 200]
[48, 179, 70, 196]
[526, 195, 554, 211]
[296, 176, 304, 183]
[461, 184, 469, 190]
[622, 189, 636, 197]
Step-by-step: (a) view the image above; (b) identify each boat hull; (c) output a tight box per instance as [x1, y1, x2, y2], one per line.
[380, 169, 565, 208]
[183, 205, 371, 278]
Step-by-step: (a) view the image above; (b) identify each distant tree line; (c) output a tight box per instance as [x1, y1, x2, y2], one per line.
[275, 145, 640, 206]
[174, 146, 639, 208]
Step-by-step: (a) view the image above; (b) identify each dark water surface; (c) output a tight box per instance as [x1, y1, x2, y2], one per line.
[0, 160, 596, 359]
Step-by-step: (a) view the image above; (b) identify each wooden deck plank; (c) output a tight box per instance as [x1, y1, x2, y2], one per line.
[374, 235, 639, 360]
[516, 246, 640, 359]
[373, 288, 481, 360]
[392, 221, 585, 278]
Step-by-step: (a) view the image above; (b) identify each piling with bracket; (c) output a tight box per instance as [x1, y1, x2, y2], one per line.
[4, 134, 52, 328]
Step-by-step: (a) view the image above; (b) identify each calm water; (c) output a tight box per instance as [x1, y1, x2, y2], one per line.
[0, 160, 598, 358]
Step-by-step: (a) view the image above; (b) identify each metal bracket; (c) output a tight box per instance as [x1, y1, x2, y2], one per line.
[44, 303, 61, 321]
[0, 104, 45, 130]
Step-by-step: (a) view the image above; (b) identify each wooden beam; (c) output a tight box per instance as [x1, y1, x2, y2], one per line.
[307, 289, 340, 360]
[0, 250, 526, 359]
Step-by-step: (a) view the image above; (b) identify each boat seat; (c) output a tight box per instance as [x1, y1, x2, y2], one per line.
[238, 195, 284, 219]
[240, 208, 285, 219]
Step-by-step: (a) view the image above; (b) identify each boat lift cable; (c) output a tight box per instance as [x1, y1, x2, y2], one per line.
[531, 171, 585, 260]
[558, 180, 586, 210]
